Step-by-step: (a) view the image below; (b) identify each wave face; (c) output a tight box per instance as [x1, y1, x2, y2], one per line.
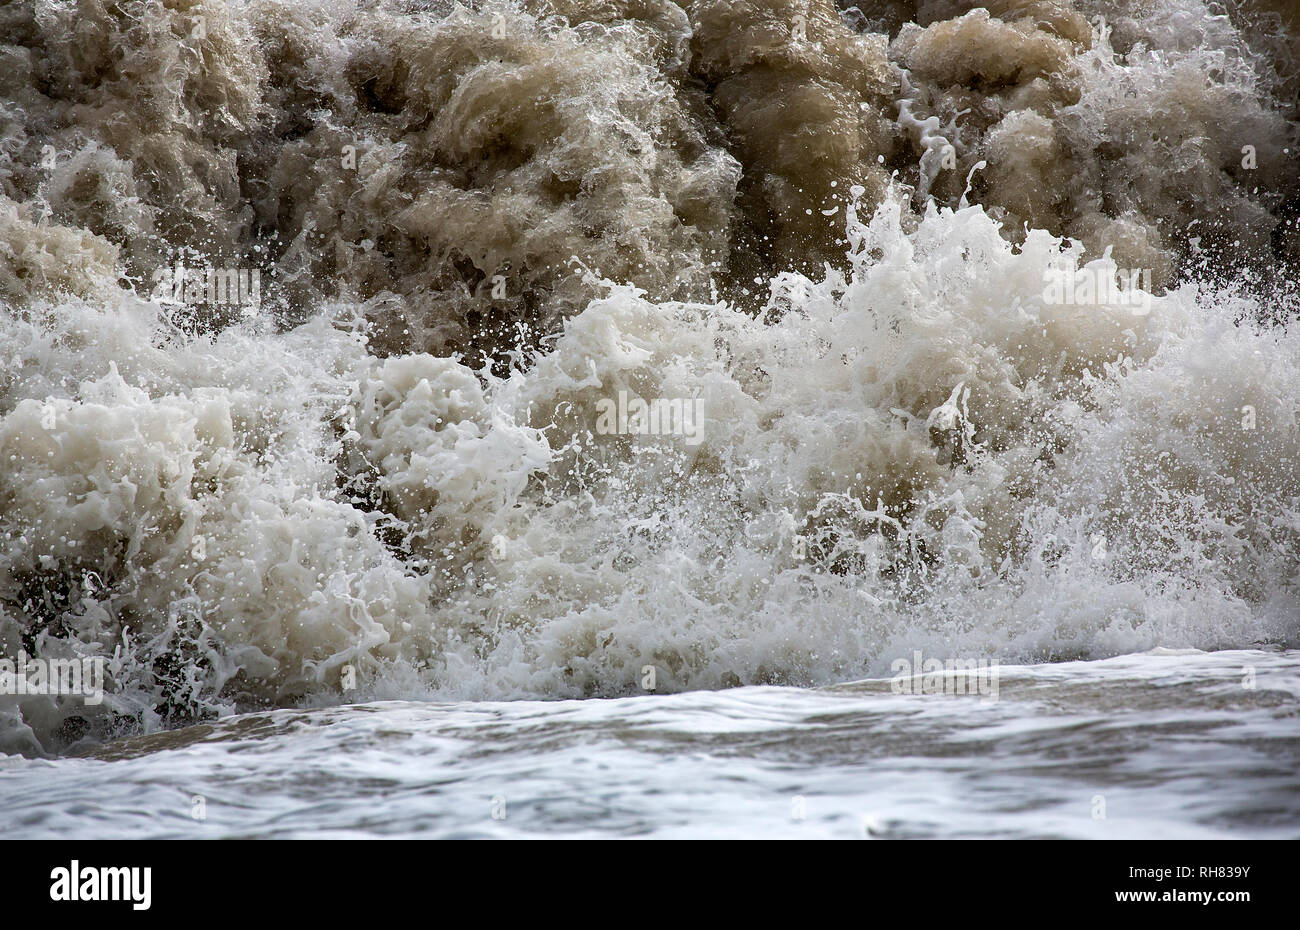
[1, 0, 1298, 755]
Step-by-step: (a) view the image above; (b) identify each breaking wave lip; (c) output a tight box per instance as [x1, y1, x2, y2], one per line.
[0, 0, 1298, 757]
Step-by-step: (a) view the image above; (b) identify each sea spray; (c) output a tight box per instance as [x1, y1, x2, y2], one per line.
[0, 0, 1296, 756]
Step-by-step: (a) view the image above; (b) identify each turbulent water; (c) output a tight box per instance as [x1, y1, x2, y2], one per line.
[2, 649, 1297, 838]
[0, 0, 1298, 837]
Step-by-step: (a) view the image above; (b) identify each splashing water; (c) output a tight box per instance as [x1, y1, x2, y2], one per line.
[0, 0, 1297, 770]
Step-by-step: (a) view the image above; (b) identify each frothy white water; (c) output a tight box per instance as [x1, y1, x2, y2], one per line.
[1, 649, 1295, 838]
[1, 1, 1298, 756]
[2, 183, 1298, 754]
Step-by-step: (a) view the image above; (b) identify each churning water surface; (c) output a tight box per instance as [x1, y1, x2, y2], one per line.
[1, 0, 1298, 838]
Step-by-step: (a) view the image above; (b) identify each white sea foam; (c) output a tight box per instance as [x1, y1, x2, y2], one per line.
[0, 0, 1297, 755]
[2, 182, 1296, 754]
